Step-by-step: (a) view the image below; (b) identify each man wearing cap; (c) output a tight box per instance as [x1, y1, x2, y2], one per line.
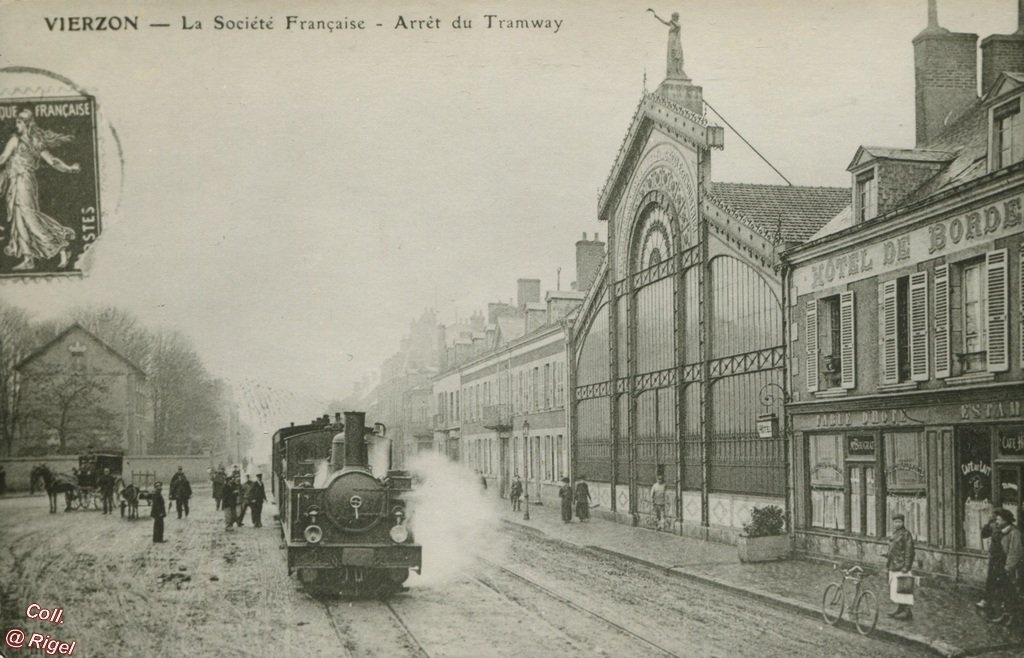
[886, 512, 915, 620]
[98, 467, 117, 515]
[151, 482, 167, 543]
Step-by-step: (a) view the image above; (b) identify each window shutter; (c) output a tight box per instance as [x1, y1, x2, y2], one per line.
[987, 249, 1009, 372]
[910, 272, 930, 381]
[840, 291, 856, 389]
[806, 300, 818, 393]
[933, 265, 950, 378]
[880, 280, 898, 385]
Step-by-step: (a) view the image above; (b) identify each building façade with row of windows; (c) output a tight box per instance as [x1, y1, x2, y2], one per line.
[432, 238, 603, 504]
[784, 7, 1024, 580]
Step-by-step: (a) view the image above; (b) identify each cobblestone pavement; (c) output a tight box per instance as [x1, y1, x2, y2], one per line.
[500, 499, 1024, 657]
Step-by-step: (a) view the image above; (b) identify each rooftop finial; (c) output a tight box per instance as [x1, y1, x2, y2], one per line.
[647, 8, 687, 80]
[928, 0, 938, 28]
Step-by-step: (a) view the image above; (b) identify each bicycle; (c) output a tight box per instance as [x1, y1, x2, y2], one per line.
[821, 564, 879, 636]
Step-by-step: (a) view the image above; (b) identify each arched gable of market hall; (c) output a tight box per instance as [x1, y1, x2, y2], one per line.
[612, 138, 699, 279]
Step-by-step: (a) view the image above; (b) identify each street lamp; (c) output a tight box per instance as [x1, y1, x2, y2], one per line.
[522, 420, 530, 520]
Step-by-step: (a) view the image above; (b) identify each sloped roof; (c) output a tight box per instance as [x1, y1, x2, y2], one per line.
[847, 146, 956, 170]
[495, 316, 526, 344]
[707, 182, 851, 243]
[901, 99, 989, 204]
[15, 323, 147, 375]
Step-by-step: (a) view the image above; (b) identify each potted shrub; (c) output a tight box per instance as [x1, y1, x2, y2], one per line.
[737, 505, 791, 563]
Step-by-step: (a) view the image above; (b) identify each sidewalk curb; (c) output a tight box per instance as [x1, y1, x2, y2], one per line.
[504, 517, 968, 658]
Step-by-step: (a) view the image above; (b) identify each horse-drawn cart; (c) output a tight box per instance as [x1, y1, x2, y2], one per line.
[66, 452, 125, 510]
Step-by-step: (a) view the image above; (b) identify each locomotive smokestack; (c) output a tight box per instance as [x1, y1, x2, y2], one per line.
[344, 411, 368, 468]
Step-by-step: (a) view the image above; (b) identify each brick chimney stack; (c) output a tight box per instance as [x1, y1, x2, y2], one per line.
[574, 232, 605, 292]
[516, 278, 541, 309]
[980, 0, 1024, 97]
[912, 0, 978, 146]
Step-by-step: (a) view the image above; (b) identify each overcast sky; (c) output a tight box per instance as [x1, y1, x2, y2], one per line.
[0, 0, 1017, 425]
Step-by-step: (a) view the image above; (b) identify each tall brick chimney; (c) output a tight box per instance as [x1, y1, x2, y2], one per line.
[913, 0, 978, 146]
[516, 278, 540, 309]
[574, 232, 605, 292]
[980, 1, 1024, 97]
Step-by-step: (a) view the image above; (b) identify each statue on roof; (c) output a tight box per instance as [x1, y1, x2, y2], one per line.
[648, 8, 686, 79]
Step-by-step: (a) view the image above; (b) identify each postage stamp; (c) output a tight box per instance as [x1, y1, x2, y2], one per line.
[0, 96, 101, 277]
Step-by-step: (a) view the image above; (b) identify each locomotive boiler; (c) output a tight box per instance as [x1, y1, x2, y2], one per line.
[272, 411, 421, 595]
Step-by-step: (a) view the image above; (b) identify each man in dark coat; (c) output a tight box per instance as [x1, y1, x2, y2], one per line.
[212, 466, 225, 510]
[222, 475, 239, 530]
[510, 475, 523, 512]
[169, 466, 192, 519]
[98, 468, 117, 515]
[151, 482, 167, 543]
[249, 473, 267, 527]
[886, 513, 916, 620]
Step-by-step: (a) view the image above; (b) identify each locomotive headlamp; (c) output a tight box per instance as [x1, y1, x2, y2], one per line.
[388, 524, 410, 544]
[304, 524, 324, 544]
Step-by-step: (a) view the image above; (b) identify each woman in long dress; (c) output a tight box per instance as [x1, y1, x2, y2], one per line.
[0, 108, 80, 271]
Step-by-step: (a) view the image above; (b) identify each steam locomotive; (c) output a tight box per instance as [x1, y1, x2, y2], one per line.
[272, 411, 421, 595]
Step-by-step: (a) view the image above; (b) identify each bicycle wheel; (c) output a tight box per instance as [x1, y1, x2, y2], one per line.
[852, 590, 879, 636]
[821, 583, 844, 625]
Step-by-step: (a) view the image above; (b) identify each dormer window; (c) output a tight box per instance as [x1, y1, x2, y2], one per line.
[855, 169, 877, 222]
[993, 98, 1024, 169]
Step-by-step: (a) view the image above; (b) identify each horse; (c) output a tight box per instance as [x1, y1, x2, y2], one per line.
[29, 464, 78, 514]
[120, 483, 140, 520]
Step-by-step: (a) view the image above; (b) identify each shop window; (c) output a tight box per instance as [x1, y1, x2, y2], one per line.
[809, 434, 845, 530]
[959, 428, 993, 551]
[884, 432, 928, 544]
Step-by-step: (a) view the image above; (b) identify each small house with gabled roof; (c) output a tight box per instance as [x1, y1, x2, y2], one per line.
[14, 323, 153, 456]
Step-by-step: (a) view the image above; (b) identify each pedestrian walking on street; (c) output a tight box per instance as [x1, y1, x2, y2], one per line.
[885, 512, 916, 620]
[98, 467, 117, 515]
[978, 508, 1023, 623]
[222, 475, 239, 530]
[249, 473, 267, 527]
[170, 466, 192, 519]
[651, 474, 667, 531]
[558, 477, 573, 523]
[0, 463, 7, 495]
[239, 474, 253, 527]
[212, 465, 225, 510]
[510, 474, 523, 512]
[478, 471, 488, 493]
[151, 482, 167, 543]
[574, 475, 591, 523]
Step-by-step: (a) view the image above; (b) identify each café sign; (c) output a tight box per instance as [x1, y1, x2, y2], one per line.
[796, 193, 1024, 295]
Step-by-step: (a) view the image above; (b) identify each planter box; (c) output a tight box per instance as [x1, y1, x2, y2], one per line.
[737, 534, 791, 563]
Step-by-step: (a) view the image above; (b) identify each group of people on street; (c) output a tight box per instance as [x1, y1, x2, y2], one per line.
[977, 505, 1023, 624]
[210, 464, 267, 531]
[507, 474, 593, 523]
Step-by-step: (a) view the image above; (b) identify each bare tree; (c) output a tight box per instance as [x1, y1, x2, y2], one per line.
[17, 364, 122, 453]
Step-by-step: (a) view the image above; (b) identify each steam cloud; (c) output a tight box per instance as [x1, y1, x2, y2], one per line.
[405, 453, 506, 586]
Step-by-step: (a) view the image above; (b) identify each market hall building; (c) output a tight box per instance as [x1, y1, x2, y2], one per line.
[569, 27, 847, 540]
[783, 7, 1024, 581]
